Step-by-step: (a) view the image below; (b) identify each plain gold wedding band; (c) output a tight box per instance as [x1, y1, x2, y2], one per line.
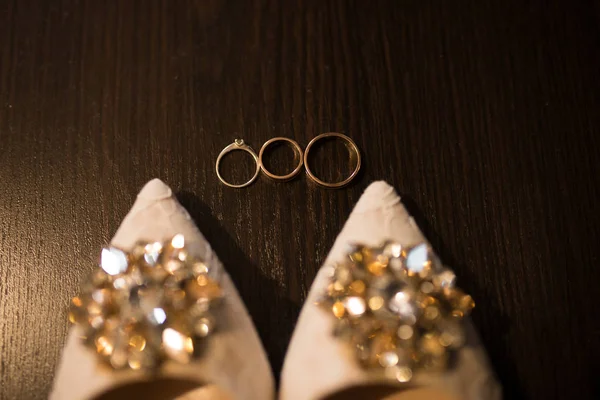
[303, 133, 361, 188]
[258, 137, 304, 181]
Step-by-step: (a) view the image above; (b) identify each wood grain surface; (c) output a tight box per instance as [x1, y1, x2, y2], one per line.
[1, 0, 599, 399]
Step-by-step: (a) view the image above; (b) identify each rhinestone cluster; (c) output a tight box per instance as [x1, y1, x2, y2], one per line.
[318, 242, 474, 382]
[69, 234, 223, 371]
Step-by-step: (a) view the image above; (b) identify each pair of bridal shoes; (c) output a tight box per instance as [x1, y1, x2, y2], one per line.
[51, 179, 500, 400]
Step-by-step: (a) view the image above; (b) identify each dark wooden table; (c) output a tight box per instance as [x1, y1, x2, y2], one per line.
[1, 1, 599, 399]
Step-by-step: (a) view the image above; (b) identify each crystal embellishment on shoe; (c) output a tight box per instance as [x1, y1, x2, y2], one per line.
[318, 242, 475, 382]
[69, 234, 223, 370]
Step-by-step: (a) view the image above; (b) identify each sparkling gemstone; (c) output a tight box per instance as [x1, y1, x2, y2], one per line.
[332, 301, 346, 318]
[186, 275, 222, 301]
[438, 321, 465, 348]
[171, 234, 185, 249]
[372, 333, 395, 353]
[423, 306, 440, 321]
[383, 243, 403, 258]
[370, 333, 395, 366]
[192, 261, 210, 276]
[143, 242, 163, 266]
[379, 351, 399, 367]
[176, 250, 188, 262]
[113, 278, 128, 290]
[445, 288, 475, 316]
[388, 290, 416, 318]
[127, 334, 146, 352]
[86, 301, 104, 318]
[389, 257, 403, 273]
[91, 288, 112, 305]
[162, 327, 194, 363]
[89, 315, 105, 329]
[367, 259, 387, 276]
[397, 325, 413, 340]
[456, 294, 475, 313]
[165, 287, 187, 310]
[433, 269, 456, 289]
[127, 352, 144, 370]
[143, 300, 167, 326]
[92, 318, 130, 360]
[128, 347, 157, 370]
[420, 349, 449, 370]
[193, 316, 215, 337]
[405, 244, 431, 275]
[370, 276, 406, 298]
[348, 248, 365, 263]
[402, 313, 417, 326]
[95, 335, 115, 357]
[420, 295, 439, 306]
[348, 280, 366, 295]
[234, 138, 244, 146]
[91, 270, 110, 286]
[148, 307, 167, 325]
[368, 296, 384, 311]
[68, 296, 86, 324]
[420, 281, 435, 294]
[344, 296, 366, 317]
[167, 267, 193, 288]
[164, 260, 184, 274]
[334, 265, 352, 285]
[189, 299, 210, 318]
[419, 333, 445, 357]
[100, 247, 129, 276]
[332, 281, 345, 292]
[109, 348, 128, 369]
[115, 266, 144, 290]
[394, 366, 413, 382]
[130, 285, 164, 315]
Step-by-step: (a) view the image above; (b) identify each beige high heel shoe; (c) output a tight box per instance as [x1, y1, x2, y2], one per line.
[50, 179, 274, 400]
[280, 181, 501, 400]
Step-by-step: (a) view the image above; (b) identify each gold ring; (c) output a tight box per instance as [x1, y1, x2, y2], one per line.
[304, 133, 361, 188]
[258, 137, 304, 181]
[215, 139, 260, 188]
